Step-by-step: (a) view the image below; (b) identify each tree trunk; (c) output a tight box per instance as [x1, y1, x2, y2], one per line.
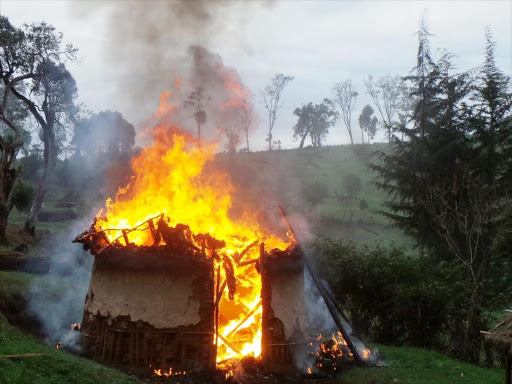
[0, 163, 17, 245]
[268, 129, 272, 151]
[347, 127, 354, 145]
[361, 128, 365, 144]
[0, 206, 10, 245]
[245, 129, 250, 152]
[299, 127, 311, 149]
[24, 127, 57, 236]
[197, 121, 201, 140]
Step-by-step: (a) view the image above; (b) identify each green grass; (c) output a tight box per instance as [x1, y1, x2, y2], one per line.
[217, 144, 414, 248]
[0, 312, 141, 384]
[340, 344, 504, 384]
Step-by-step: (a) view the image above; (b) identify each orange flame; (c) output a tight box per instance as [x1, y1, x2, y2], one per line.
[94, 89, 288, 363]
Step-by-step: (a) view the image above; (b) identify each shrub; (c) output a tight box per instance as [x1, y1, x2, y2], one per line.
[11, 181, 35, 213]
[310, 237, 466, 350]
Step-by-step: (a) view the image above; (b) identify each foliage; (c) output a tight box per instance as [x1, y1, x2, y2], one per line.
[342, 172, 362, 197]
[10, 180, 34, 213]
[358, 104, 378, 144]
[301, 180, 329, 208]
[370, 17, 512, 362]
[312, 237, 468, 350]
[72, 110, 135, 158]
[293, 100, 336, 148]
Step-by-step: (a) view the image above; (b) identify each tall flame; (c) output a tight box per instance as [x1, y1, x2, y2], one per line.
[94, 89, 288, 362]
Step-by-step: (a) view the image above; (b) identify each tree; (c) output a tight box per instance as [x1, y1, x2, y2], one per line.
[371, 18, 512, 362]
[236, 98, 253, 152]
[332, 80, 358, 145]
[369, 116, 378, 143]
[364, 74, 402, 143]
[72, 110, 135, 159]
[358, 104, 374, 144]
[293, 100, 336, 148]
[335, 172, 363, 222]
[261, 73, 293, 150]
[301, 180, 328, 214]
[0, 17, 79, 235]
[184, 86, 209, 140]
[293, 102, 314, 148]
[221, 125, 241, 153]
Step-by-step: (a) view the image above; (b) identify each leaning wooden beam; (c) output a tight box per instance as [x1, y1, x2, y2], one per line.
[215, 280, 227, 308]
[218, 334, 243, 356]
[226, 299, 263, 338]
[278, 205, 364, 365]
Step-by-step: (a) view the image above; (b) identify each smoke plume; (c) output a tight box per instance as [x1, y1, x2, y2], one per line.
[71, 1, 271, 126]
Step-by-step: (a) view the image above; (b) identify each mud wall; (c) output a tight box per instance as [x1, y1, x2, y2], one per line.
[80, 247, 215, 372]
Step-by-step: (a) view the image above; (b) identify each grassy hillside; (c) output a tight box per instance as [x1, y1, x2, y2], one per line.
[217, 143, 414, 248]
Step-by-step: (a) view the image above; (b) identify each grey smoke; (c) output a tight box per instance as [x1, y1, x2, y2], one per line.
[28, 215, 96, 351]
[71, 1, 273, 129]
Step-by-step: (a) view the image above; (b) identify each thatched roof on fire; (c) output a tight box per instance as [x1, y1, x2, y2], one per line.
[485, 311, 512, 354]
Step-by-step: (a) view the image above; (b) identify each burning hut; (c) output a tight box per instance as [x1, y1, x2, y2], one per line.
[74, 215, 308, 375]
[72, 93, 369, 377]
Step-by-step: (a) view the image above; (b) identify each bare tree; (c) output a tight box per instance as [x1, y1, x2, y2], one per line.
[261, 74, 293, 150]
[184, 86, 209, 140]
[364, 75, 402, 143]
[221, 124, 241, 153]
[332, 80, 358, 145]
[236, 98, 252, 152]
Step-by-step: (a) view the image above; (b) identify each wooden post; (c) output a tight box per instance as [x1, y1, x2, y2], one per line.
[506, 354, 511, 384]
[278, 205, 364, 365]
[121, 230, 130, 246]
[215, 265, 221, 366]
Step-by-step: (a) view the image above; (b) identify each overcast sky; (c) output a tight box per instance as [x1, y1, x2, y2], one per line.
[1, 0, 511, 150]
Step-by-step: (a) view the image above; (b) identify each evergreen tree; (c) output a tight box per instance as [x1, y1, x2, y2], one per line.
[371, 17, 512, 362]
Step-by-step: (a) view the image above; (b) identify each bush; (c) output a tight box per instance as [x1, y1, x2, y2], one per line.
[11, 181, 35, 213]
[301, 181, 329, 207]
[310, 237, 466, 350]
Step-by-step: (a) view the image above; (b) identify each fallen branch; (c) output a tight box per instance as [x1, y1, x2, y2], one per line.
[0, 353, 45, 359]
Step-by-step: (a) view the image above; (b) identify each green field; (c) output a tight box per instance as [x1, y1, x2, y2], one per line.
[217, 143, 414, 249]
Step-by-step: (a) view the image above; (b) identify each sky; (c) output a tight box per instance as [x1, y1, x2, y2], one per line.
[1, 0, 511, 150]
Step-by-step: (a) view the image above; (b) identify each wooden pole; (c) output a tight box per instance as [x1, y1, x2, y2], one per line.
[215, 265, 221, 365]
[278, 205, 364, 365]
